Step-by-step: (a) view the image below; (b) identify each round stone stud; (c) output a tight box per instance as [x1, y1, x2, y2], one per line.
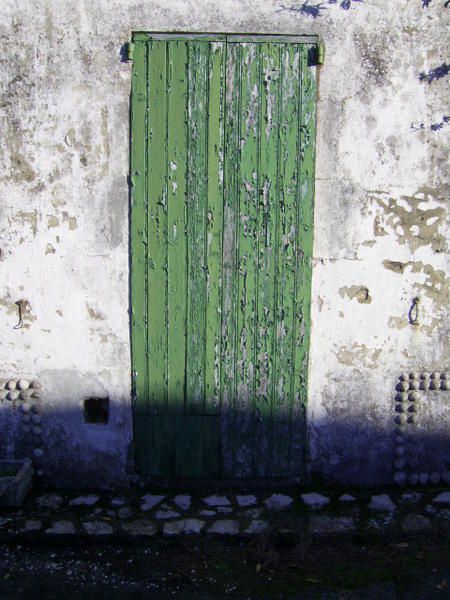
[441, 373, 449, 381]
[397, 381, 409, 392]
[395, 425, 406, 434]
[408, 404, 417, 413]
[430, 472, 441, 484]
[6, 380, 16, 390]
[0, 380, 5, 390]
[21, 403, 31, 413]
[431, 372, 440, 380]
[7, 390, 19, 401]
[409, 391, 420, 402]
[31, 414, 42, 424]
[22, 414, 31, 423]
[395, 392, 408, 402]
[400, 373, 409, 382]
[441, 472, 450, 485]
[395, 403, 406, 413]
[430, 380, 439, 390]
[419, 473, 429, 485]
[395, 414, 407, 425]
[408, 414, 418, 424]
[409, 372, 419, 380]
[33, 448, 44, 458]
[30, 380, 41, 389]
[32, 426, 42, 436]
[31, 404, 41, 414]
[394, 458, 406, 470]
[31, 390, 41, 399]
[408, 473, 419, 485]
[420, 379, 430, 391]
[17, 379, 29, 390]
[20, 389, 33, 401]
[22, 425, 31, 434]
[394, 471, 407, 485]
[395, 446, 405, 457]
[441, 380, 450, 391]
[0, 390, 7, 401]
[396, 435, 404, 445]
[421, 372, 430, 379]
[409, 380, 420, 390]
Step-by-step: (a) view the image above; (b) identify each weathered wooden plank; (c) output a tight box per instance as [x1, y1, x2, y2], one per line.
[147, 41, 169, 414]
[221, 42, 242, 476]
[204, 42, 225, 415]
[130, 41, 148, 415]
[289, 45, 316, 474]
[233, 43, 261, 477]
[270, 44, 302, 476]
[175, 416, 221, 477]
[167, 41, 188, 414]
[252, 42, 282, 477]
[186, 43, 209, 414]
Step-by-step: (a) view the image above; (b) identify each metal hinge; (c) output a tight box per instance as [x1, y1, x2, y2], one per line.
[127, 42, 135, 62]
[316, 43, 325, 65]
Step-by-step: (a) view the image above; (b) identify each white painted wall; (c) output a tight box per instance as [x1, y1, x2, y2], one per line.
[0, 0, 448, 486]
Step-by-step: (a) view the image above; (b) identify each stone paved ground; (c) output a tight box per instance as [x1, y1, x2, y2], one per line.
[2, 486, 450, 541]
[1, 486, 450, 598]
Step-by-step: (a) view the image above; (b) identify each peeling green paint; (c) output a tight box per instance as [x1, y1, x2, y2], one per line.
[131, 35, 316, 478]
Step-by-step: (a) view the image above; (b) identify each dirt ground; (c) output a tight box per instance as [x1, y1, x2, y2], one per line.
[1, 532, 450, 599]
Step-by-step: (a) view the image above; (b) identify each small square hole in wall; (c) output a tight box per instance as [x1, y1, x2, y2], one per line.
[84, 397, 109, 424]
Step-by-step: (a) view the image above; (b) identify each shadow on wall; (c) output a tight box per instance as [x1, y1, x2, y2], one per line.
[0, 392, 450, 488]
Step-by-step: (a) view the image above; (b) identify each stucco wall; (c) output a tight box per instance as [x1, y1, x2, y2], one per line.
[0, 0, 448, 487]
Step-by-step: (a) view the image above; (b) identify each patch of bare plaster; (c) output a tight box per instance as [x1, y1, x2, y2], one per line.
[62, 211, 77, 230]
[11, 210, 39, 237]
[86, 303, 105, 321]
[373, 215, 388, 237]
[9, 152, 36, 183]
[388, 316, 408, 330]
[338, 285, 372, 304]
[334, 343, 382, 370]
[372, 189, 448, 253]
[383, 261, 450, 311]
[47, 215, 59, 229]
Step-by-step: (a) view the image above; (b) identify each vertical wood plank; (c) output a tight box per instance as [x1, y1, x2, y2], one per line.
[289, 45, 316, 474]
[205, 42, 225, 416]
[233, 43, 261, 476]
[186, 43, 209, 414]
[167, 41, 188, 414]
[252, 42, 281, 477]
[271, 44, 302, 475]
[221, 42, 241, 475]
[130, 41, 148, 415]
[147, 40, 168, 414]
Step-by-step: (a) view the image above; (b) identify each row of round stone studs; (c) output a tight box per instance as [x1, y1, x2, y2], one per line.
[394, 470, 450, 486]
[0, 380, 41, 402]
[394, 390, 419, 425]
[20, 401, 42, 436]
[397, 373, 450, 392]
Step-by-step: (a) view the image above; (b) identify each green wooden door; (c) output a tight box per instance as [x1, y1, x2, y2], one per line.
[130, 33, 316, 478]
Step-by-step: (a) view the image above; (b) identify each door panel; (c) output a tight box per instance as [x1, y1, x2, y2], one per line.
[130, 35, 316, 478]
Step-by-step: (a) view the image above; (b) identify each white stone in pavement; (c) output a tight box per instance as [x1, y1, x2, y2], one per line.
[301, 493, 330, 509]
[245, 520, 268, 534]
[122, 519, 158, 536]
[83, 521, 113, 535]
[118, 507, 132, 519]
[183, 518, 206, 534]
[155, 509, 181, 520]
[264, 494, 293, 511]
[111, 497, 126, 507]
[217, 507, 233, 514]
[199, 510, 216, 517]
[141, 494, 165, 511]
[45, 520, 76, 535]
[202, 495, 231, 507]
[339, 494, 356, 502]
[163, 520, 185, 536]
[402, 514, 432, 532]
[239, 508, 262, 519]
[208, 520, 239, 535]
[309, 516, 355, 534]
[236, 494, 257, 507]
[174, 495, 191, 510]
[432, 492, 450, 505]
[36, 493, 63, 510]
[69, 494, 99, 507]
[21, 519, 43, 532]
[368, 494, 396, 511]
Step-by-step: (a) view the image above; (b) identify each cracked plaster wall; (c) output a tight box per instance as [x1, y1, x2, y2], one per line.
[0, 0, 448, 486]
